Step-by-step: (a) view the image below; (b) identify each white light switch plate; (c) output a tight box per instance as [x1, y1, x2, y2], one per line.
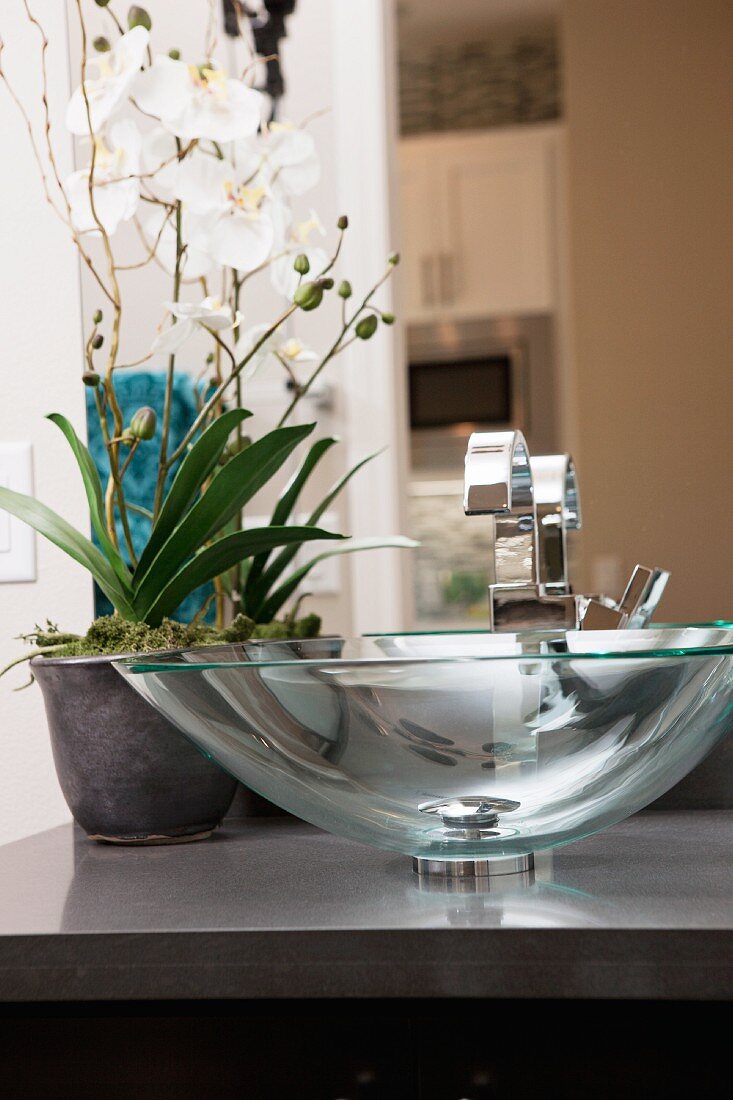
[304, 511, 341, 596]
[0, 442, 36, 583]
[244, 509, 342, 597]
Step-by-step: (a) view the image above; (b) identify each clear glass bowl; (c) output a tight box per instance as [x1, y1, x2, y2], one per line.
[117, 627, 733, 862]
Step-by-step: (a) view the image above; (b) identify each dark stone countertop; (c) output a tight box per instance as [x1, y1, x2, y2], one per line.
[0, 811, 731, 1003]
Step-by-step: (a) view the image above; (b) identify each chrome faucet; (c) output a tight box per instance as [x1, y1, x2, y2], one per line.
[464, 430, 669, 631]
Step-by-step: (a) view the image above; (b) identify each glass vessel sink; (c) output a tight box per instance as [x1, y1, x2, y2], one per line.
[118, 627, 733, 878]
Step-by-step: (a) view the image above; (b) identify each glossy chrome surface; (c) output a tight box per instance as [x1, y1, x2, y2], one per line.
[413, 853, 534, 881]
[118, 627, 733, 870]
[463, 429, 536, 588]
[419, 796, 521, 833]
[463, 430, 670, 632]
[531, 453, 581, 591]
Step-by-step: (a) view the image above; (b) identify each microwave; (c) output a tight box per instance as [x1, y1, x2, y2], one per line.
[408, 315, 554, 475]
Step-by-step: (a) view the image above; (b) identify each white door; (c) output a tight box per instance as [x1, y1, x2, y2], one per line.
[399, 126, 559, 322]
[399, 144, 444, 322]
[440, 128, 557, 317]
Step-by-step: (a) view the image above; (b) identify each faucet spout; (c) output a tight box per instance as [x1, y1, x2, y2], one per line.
[530, 453, 582, 593]
[463, 430, 537, 587]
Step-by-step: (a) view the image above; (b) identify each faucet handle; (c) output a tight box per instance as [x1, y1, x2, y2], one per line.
[617, 564, 670, 628]
[580, 565, 670, 629]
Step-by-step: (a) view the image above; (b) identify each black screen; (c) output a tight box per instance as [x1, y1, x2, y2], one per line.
[409, 356, 512, 429]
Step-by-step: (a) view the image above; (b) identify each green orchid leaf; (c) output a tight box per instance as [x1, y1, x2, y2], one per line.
[0, 485, 136, 619]
[133, 423, 316, 615]
[142, 525, 344, 625]
[244, 435, 338, 601]
[270, 436, 339, 527]
[244, 447, 384, 612]
[253, 536, 419, 623]
[134, 407, 252, 582]
[47, 413, 132, 588]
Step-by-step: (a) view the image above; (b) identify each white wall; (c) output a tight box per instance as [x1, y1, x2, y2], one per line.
[0, 0, 91, 845]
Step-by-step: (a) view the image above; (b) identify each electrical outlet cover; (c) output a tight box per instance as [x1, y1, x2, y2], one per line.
[0, 442, 36, 583]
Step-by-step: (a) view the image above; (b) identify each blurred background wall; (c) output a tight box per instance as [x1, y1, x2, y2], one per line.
[562, 0, 733, 619]
[0, 2, 92, 845]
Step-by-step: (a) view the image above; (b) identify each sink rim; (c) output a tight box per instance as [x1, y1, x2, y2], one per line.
[117, 624, 733, 674]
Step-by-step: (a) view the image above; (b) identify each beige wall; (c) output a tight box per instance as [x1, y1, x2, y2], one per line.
[0, 2, 92, 845]
[562, 0, 733, 620]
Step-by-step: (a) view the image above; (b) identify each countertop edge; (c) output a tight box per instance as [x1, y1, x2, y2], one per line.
[1, 927, 731, 1003]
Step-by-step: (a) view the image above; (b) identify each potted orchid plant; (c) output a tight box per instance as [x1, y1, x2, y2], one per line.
[0, 2, 413, 843]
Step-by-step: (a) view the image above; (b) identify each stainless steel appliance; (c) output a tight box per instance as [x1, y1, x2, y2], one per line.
[407, 315, 558, 628]
[408, 314, 556, 476]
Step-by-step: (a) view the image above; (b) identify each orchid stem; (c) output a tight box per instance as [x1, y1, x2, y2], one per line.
[153, 194, 183, 520]
[277, 263, 394, 427]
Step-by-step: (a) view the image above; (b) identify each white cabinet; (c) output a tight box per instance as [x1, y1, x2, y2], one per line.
[398, 125, 560, 321]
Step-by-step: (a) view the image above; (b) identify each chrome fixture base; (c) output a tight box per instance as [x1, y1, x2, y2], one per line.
[413, 853, 535, 879]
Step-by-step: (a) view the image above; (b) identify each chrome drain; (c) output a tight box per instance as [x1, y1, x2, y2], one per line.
[418, 796, 520, 835]
[414, 796, 531, 882]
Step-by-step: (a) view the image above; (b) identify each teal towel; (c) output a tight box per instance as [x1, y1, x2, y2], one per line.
[86, 371, 214, 623]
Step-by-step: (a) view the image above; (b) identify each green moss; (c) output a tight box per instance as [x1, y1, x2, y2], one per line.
[219, 613, 257, 643]
[51, 617, 216, 658]
[291, 613, 321, 640]
[40, 611, 322, 659]
[250, 621, 291, 640]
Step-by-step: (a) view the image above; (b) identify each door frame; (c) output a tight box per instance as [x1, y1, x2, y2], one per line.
[331, 0, 413, 634]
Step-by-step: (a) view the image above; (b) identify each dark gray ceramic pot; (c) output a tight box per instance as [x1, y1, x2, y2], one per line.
[32, 653, 238, 845]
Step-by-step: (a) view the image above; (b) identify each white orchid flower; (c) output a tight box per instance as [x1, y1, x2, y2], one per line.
[174, 153, 275, 273]
[140, 127, 181, 200]
[142, 209, 214, 281]
[66, 120, 142, 235]
[237, 324, 319, 381]
[66, 26, 149, 136]
[279, 337, 320, 364]
[235, 122, 320, 198]
[151, 296, 242, 356]
[134, 57, 264, 143]
[271, 209, 328, 299]
[265, 122, 321, 197]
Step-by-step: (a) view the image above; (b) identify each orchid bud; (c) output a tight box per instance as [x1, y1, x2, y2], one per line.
[222, 435, 252, 462]
[94, 0, 111, 7]
[128, 6, 152, 31]
[121, 430, 135, 447]
[294, 281, 324, 312]
[168, 49, 181, 61]
[355, 314, 378, 340]
[381, 312, 395, 325]
[93, 36, 111, 53]
[388, 252, 400, 266]
[293, 253, 310, 275]
[129, 406, 157, 441]
[337, 215, 349, 230]
[82, 371, 101, 387]
[320, 277, 334, 290]
[206, 352, 215, 365]
[93, 309, 103, 324]
[92, 333, 104, 350]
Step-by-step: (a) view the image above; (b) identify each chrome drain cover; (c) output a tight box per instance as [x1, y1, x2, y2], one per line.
[418, 796, 520, 830]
